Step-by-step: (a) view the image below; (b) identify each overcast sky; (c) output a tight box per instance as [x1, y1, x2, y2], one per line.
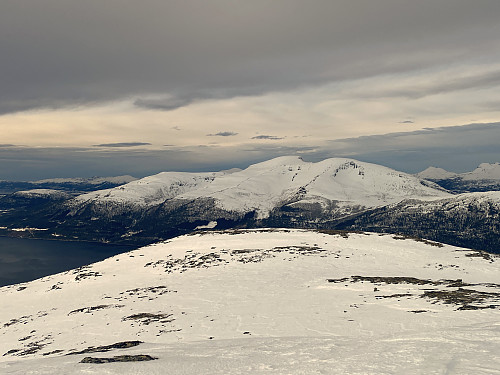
[1, 1, 500, 179]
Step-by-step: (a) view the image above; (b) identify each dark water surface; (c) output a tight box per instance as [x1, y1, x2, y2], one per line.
[0, 237, 135, 287]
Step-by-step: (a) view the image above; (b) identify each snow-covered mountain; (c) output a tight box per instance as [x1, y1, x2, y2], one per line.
[70, 156, 450, 218]
[416, 162, 500, 193]
[1, 229, 498, 374]
[1, 156, 441, 244]
[462, 162, 500, 181]
[416, 166, 458, 180]
[2, 156, 500, 253]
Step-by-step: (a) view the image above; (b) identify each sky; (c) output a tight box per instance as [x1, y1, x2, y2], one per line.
[1, 1, 500, 180]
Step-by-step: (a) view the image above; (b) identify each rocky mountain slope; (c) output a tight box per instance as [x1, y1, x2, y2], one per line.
[1, 229, 499, 374]
[337, 191, 500, 253]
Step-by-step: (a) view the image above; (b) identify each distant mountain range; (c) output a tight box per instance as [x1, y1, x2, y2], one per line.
[416, 162, 500, 193]
[0, 157, 499, 253]
[0, 176, 137, 196]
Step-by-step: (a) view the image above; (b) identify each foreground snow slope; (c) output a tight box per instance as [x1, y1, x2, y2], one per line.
[1, 229, 499, 374]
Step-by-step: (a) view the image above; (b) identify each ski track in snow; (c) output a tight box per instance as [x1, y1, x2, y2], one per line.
[0, 229, 499, 374]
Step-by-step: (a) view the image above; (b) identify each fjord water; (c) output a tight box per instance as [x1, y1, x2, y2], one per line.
[0, 237, 134, 287]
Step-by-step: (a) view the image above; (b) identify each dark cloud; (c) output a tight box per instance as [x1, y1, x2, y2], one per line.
[134, 97, 195, 111]
[1, 123, 499, 180]
[93, 142, 151, 148]
[399, 120, 414, 124]
[207, 132, 238, 137]
[2, 1, 500, 114]
[252, 135, 284, 140]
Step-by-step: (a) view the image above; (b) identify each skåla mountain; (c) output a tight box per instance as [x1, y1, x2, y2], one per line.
[1, 156, 499, 253]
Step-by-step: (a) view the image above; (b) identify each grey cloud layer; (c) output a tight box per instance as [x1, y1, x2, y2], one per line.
[252, 135, 284, 140]
[207, 132, 238, 137]
[2, 1, 500, 114]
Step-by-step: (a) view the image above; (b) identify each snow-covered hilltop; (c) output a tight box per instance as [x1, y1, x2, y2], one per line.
[0, 229, 498, 374]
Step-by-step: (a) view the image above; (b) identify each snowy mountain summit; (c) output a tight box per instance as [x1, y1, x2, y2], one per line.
[416, 162, 500, 194]
[416, 166, 458, 180]
[417, 163, 500, 182]
[0, 229, 499, 374]
[72, 156, 450, 219]
[462, 162, 500, 181]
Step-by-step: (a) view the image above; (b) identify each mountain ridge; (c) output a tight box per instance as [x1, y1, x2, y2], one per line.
[0, 156, 499, 253]
[70, 156, 450, 219]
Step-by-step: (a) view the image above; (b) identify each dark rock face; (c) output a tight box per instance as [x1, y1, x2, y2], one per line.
[80, 354, 157, 363]
[68, 341, 142, 356]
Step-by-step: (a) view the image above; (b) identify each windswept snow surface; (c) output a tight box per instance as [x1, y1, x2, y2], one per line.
[71, 156, 451, 218]
[0, 229, 499, 374]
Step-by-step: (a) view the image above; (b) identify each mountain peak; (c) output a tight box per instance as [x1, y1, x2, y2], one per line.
[461, 162, 500, 181]
[71, 156, 451, 220]
[416, 166, 457, 180]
